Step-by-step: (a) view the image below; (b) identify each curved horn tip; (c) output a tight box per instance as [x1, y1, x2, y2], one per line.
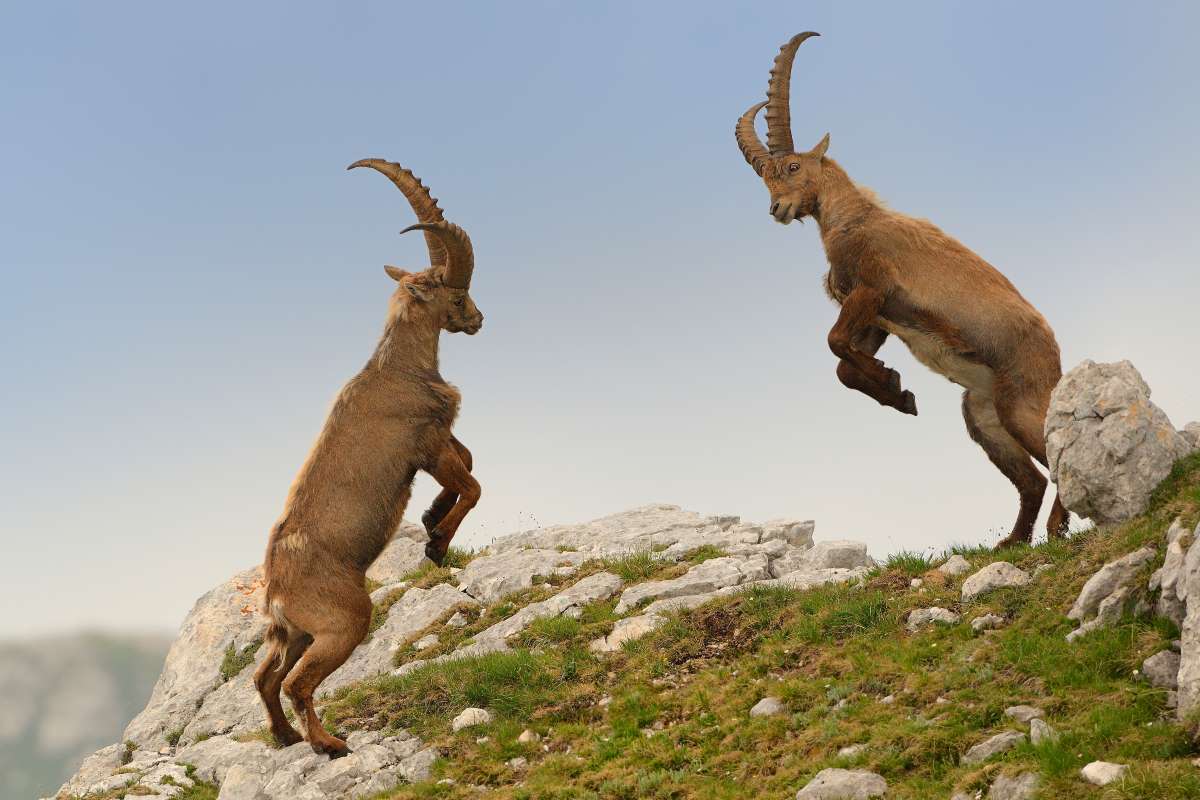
[347, 158, 377, 171]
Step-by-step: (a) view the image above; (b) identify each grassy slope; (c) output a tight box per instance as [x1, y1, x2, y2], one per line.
[321, 454, 1200, 800]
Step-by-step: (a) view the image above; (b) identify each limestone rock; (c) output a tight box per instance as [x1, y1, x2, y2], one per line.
[365, 524, 430, 584]
[613, 555, 769, 615]
[761, 519, 816, 549]
[1181, 422, 1200, 450]
[1045, 360, 1192, 524]
[937, 554, 972, 577]
[451, 707, 492, 732]
[972, 614, 1005, 633]
[1142, 650, 1180, 690]
[455, 549, 586, 604]
[122, 567, 267, 748]
[837, 744, 867, 759]
[1029, 718, 1058, 745]
[1066, 547, 1155, 642]
[1176, 521, 1200, 718]
[1068, 548, 1155, 622]
[322, 582, 476, 695]
[962, 563, 1030, 602]
[590, 614, 663, 653]
[988, 771, 1040, 800]
[1150, 518, 1193, 626]
[1003, 705, 1043, 724]
[56, 743, 123, 798]
[802, 541, 875, 570]
[795, 768, 887, 799]
[749, 697, 786, 717]
[906, 607, 960, 631]
[471, 571, 622, 647]
[961, 731, 1025, 765]
[1080, 760, 1128, 786]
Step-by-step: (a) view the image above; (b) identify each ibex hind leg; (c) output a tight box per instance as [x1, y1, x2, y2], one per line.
[281, 585, 371, 757]
[962, 390, 1046, 549]
[253, 621, 310, 747]
[992, 375, 1070, 540]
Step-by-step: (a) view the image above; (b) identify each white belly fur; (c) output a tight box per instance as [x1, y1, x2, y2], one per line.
[879, 320, 995, 397]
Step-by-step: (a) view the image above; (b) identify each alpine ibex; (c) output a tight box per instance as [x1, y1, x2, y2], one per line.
[254, 159, 483, 755]
[735, 32, 1068, 548]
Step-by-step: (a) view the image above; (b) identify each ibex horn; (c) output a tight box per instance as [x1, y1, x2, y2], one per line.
[348, 159, 447, 268]
[400, 222, 474, 290]
[765, 31, 820, 154]
[735, 101, 770, 175]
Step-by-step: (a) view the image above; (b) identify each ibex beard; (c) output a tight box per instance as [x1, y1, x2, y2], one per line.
[736, 32, 1069, 549]
[254, 160, 483, 756]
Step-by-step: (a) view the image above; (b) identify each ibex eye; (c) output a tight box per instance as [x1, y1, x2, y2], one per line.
[788, 163, 801, 173]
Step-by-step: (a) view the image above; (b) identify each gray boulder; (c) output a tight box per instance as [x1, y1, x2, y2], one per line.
[962, 562, 1030, 602]
[906, 607, 960, 631]
[1080, 761, 1128, 786]
[365, 523, 431, 584]
[1142, 650, 1180, 690]
[454, 549, 586, 604]
[1066, 547, 1155, 642]
[988, 771, 1040, 799]
[613, 555, 769, 614]
[1150, 518, 1193, 626]
[1045, 360, 1192, 524]
[961, 731, 1025, 765]
[937, 554, 972, 577]
[1177, 520, 1200, 719]
[1180, 422, 1200, 450]
[749, 697, 786, 718]
[802, 541, 875, 571]
[795, 768, 887, 799]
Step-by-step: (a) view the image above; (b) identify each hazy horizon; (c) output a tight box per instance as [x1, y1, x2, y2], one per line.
[3, 1, 1198, 638]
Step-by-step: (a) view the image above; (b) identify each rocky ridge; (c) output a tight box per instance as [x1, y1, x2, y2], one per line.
[53, 506, 869, 800]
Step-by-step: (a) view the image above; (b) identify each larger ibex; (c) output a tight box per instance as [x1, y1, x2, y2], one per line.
[254, 159, 483, 755]
[735, 32, 1067, 548]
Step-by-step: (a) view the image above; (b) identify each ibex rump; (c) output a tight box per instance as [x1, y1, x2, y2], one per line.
[735, 33, 1068, 548]
[254, 160, 483, 755]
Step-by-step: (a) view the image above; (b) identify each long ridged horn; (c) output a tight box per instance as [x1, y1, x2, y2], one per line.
[735, 101, 770, 175]
[400, 222, 474, 290]
[347, 158, 447, 267]
[765, 31, 819, 154]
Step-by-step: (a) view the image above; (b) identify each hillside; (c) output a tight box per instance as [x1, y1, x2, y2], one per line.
[0, 632, 170, 800]
[50, 450, 1200, 800]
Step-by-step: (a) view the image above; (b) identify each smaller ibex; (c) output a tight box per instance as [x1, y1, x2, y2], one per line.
[254, 159, 483, 755]
[735, 32, 1068, 548]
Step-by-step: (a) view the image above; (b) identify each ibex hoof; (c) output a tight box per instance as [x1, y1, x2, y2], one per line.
[898, 390, 918, 416]
[425, 535, 446, 567]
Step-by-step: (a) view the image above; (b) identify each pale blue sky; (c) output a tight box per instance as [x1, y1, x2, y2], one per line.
[2, 2, 1197, 637]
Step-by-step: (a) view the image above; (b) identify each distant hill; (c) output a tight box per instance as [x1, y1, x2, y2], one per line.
[0, 632, 170, 800]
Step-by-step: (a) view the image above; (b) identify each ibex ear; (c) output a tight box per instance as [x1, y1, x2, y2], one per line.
[384, 265, 410, 282]
[809, 133, 831, 159]
[403, 280, 434, 303]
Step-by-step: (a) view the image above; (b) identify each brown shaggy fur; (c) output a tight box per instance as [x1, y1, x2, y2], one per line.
[737, 32, 1068, 549]
[254, 198, 483, 755]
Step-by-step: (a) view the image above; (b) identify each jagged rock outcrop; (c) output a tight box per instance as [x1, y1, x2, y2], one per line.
[1176, 518, 1200, 719]
[1045, 360, 1193, 524]
[1066, 547, 1155, 642]
[123, 567, 267, 749]
[56, 504, 873, 799]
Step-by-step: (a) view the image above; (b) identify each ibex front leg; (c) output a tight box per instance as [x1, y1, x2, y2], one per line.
[422, 438, 481, 566]
[829, 286, 917, 416]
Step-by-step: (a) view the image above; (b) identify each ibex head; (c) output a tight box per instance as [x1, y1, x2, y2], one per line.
[348, 159, 484, 335]
[735, 32, 830, 225]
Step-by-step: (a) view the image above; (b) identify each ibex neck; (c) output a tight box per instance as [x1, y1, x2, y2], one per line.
[813, 159, 878, 235]
[370, 316, 440, 375]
